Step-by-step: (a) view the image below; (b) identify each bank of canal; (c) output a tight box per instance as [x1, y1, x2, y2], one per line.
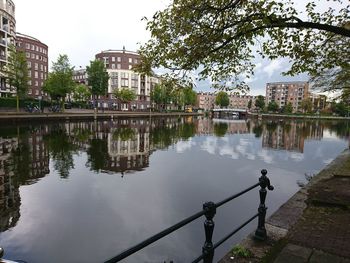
[219, 149, 350, 263]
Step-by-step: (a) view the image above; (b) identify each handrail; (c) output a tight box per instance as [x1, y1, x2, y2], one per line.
[104, 169, 274, 263]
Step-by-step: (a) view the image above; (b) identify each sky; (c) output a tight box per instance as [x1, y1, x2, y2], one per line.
[14, 0, 320, 96]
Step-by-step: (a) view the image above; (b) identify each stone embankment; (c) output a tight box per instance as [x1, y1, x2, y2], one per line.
[0, 109, 202, 122]
[219, 149, 350, 263]
[249, 112, 350, 120]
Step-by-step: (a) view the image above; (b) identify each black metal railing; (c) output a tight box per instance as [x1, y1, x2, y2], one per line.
[105, 169, 274, 263]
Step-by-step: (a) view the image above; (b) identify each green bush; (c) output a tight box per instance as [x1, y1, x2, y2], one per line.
[0, 97, 50, 108]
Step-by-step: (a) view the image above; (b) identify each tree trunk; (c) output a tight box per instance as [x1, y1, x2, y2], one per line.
[16, 95, 19, 113]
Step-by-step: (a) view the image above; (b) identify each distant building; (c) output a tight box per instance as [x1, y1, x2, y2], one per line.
[197, 92, 256, 111]
[73, 68, 88, 85]
[197, 92, 216, 111]
[0, 0, 16, 97]
[15, 32, 48, 98]
[265, 81, 309, 112]
[95, 48, 159, 111]
[308, 93, 327, 112]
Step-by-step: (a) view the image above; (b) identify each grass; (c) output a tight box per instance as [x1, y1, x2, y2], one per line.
[231, 245, 253, 258]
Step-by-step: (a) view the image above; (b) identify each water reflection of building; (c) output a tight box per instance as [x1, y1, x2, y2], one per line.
[0, 137, 20, 231]
[261, 121, 325, 153]
[262, 123, 305, 153]
[107, 120, 151, 174]
[196, 118, 250, 136]
[0, 127, 50, 232]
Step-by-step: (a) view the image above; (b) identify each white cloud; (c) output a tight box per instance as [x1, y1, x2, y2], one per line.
[201, 137, 217, 155]
[263, 59, 284, 78]
[176, 139, 196, 153]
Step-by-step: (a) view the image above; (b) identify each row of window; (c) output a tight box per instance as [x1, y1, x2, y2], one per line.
[25, 52, 47, 62]
[103, 56, 138, 64]
[27, 61, 47, 72]
[28, 71, 47, 80]
[17, 42, 47, 55]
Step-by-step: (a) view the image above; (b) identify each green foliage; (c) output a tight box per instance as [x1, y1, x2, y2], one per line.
[73, 84, 91, 102]
[113, 88, 136, 103]
[231, 245, 253, 258]
[4, 45, 29, 112]
[43, 55, 75, 106]
[86, 60, 109, 96]
[301, 98, 313, 113]
[215, 91, 229, 107]
[112, 127, 136, 141]
[248, 99, 252, 110]
[255, 95, 265, 111]
[283, 102, 294, 114]
[214, 122, 228, 137]
[267, 101, 279, 112]
[0, 97, 50, 108]
[183, 87, 197, 106]
[332, 101, 348, 116]
[138, 0, 349, 91]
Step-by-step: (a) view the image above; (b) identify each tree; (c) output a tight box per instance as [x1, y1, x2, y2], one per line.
[4, 45, 29, 112]
[248, 99, 252, 110]
[283, 102, 294, 114]
[113, 88, 136, 104]
[215, 91, 229, 107]
[267, 101, 279, 112]
[43, 54, 75, 111]
[73, 84, 91, 103]
[86, 59, 109, 105]
[138, 0, 349, 91]
[255, 96, 265, 111]
[151, 83, 173, 110]
[183, 87, 197, 106]
[301, 98, 313, 113]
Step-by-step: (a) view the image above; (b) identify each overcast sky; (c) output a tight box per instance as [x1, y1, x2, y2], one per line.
[14, 0, 314, 95]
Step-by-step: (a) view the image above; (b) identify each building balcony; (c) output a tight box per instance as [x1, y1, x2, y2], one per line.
[0, 39, 6, 46]
[1, 25, 9, 33]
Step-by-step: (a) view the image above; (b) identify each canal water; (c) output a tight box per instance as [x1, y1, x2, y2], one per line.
[0, 117, 349, 263]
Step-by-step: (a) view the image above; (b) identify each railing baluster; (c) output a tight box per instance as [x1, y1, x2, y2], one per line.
[104, 170, 273, 263]
[255, 169, 274, 240]
[202, 202, 216, 263]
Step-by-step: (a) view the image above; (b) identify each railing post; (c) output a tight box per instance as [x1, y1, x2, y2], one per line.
[255, 169, 274, 241]
[202, 201, 216, 263]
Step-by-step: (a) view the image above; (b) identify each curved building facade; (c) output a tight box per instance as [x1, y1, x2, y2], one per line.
[15, 32, 48, 98]
[0, 0, 16, 96]
[95, 48, 159, 111]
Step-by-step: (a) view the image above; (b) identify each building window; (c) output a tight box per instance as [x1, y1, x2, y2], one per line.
[117, 57, 121, 62]
[35, 63, 38, 70]
[111, 64, 115, 69]
[129, 65, 132, 69]
[26, 52, 30, 58]
[34, 71, 38, 78]
[112, 57, 115, 62]
[35, 81, 38, 86]
[129, 58, 132, 63]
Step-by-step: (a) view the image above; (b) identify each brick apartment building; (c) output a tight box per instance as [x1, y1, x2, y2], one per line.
[197, 92, 257, 111]
[16, 32, 48, 98]
[95, 48, 159, 111]
[265, 81, 309, 112]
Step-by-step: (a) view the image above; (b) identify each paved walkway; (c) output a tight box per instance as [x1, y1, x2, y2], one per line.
[219, 149, 350, 263]
[273, 152, 350, 263]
